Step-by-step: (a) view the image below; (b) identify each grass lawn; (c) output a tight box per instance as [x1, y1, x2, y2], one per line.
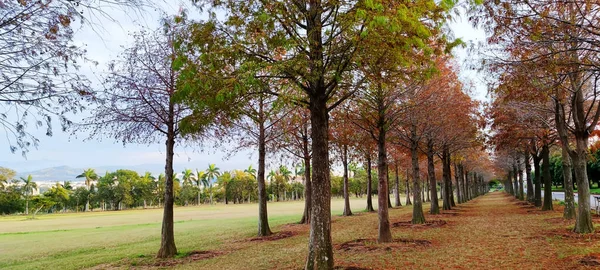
[2, 193, 600, 269]
[551, 186, 600, 195]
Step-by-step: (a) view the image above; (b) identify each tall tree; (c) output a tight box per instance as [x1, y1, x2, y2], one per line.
[76, 169, 98, 212]
[21, 175, 37, 215]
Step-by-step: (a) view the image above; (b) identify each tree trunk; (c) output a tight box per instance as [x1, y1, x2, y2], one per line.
[455, 162, 462, 204]
[305, 95, 333, 270]
[532, 154, 542, 207]
[365, 154, 375, 212]
[342, 145, 352, 216]
[157, 105, 177, 258]
[300, 152, 312, 224]
[394, 162, 401, 207]
[410, 127, 425, 224]
[405, 168, 412, 205]
[257, 110, 272, 236]
[561, 147, 576, 219]
[442, 146, 452, 211]
[376, 118, 392, 242]
[427, 145, 439, 214]
[525, 151, 534, 203]
[541, 144, 553, 211]
[572, 136, 594, 233]
[513, 162, 519, 199]
[517, 156, 524, 200]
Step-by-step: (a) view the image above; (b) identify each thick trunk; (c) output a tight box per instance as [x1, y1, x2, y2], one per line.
[365, 154, 375, 212]
[572, 136, 594, 233]
[157, 108, 177, 258]
[463, 170, 469, 201]
[410, 127, 425, 224]
[525, 151, 534, 203]
[561, 147, 576, 219]
[541, 144, 553, 211]
[376, 123, 392, 242]
[305, 95, 333, 270]
[342, 145, 352, 216]
[394, 162, 401, 207]
[257, 114, 272, 236]
[427, 141, 439, 214]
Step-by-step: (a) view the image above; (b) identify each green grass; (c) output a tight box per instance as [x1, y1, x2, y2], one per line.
[0, 196, 380, 270]
[551, 186, 600, 194]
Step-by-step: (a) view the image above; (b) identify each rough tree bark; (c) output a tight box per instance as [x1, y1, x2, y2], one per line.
[442, 146, 452, 211]
[410, 126, 426, 224]
[257, 109, 272, 236]
[532, 153, 542, 207]
[427, 140, 439, 214]
[517, 156, 524, 200]
[376, 119, 392, 242]
[157, 103, 177, 258]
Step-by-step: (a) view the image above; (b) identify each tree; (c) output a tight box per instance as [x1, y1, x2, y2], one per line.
[205, 164, 221, 205]
[76, 168, 98, 211]
[81, 22, 197, 258]
[21, 175, 37, 215]
[0, 167, 16, 189]
[195, 169, 208, 205]
[0, 0, 153, 156]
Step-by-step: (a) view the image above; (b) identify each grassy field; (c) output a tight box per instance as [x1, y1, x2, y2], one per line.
[0, 196, 379, 269]
[3, 193, 600, 269]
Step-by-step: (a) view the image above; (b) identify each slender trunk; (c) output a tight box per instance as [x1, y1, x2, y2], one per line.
[561, 146, 576, 219]
[513, 162, 519, 199]
[455, 162, 462, 204]
[405, 168, 412, 205]
[342, 145, 352, 216]
[300, 151, 312, 224]
[533, 155, 542, 207]
[517, 156, 524, 200]
[394, 162, 401, 207]
[157, 102, 177, 258]
[427, 142, 439, 214]
[305, 94, 333, 270]
[376, 116, 392, 242]
[365, 154, 375, 212]
[257, 107, 272, 236]
[410, 127, 425, 224]
[442, 146, 452, 211]
[525, 151, 534, 203]
[541, 144, 554, 211]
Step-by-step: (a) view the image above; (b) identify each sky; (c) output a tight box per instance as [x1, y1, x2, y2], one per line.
[0, 1, 488, 174]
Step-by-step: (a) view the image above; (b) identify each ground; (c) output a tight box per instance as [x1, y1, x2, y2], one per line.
[2, 193, 600, 269]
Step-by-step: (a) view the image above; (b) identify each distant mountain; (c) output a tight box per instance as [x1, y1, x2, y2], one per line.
[16, 164, 165, 183]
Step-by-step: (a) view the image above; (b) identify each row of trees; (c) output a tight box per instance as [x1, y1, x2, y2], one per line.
[0, 164, 311, 215]
[482, 0, 600, 234]
[2, 0, 497, 268]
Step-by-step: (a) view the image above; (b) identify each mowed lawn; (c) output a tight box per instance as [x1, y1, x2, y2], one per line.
[0, 196, 379, 269]
[4, 193, 600, 269]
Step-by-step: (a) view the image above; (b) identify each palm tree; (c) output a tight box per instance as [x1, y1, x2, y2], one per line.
[157, 173, 166, 207]
[244, 165, 257, 179]
[205, 164, 221, 204]
[76, 169, 98, 212]
[195, 169, 208, 205]
[21, 175, 37, 215]
[181, 169, 194, 187]
[279, 166, 292, 200]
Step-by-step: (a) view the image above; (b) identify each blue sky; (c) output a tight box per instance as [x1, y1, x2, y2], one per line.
[0, 2, 487, 174]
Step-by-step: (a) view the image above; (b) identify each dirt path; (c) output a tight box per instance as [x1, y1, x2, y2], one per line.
[111, 192, 600, 269]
